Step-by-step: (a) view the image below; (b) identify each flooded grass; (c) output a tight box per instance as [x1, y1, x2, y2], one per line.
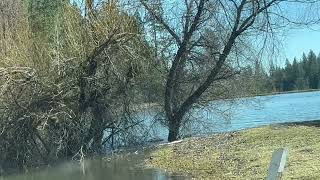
[147, 122, 320, 179]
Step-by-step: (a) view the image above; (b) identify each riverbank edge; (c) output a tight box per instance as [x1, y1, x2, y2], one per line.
[254, 89, 320, 97]
[136, 89, 320, 110]
[146, 120, 320, 179]
[2, 120, 319, 178]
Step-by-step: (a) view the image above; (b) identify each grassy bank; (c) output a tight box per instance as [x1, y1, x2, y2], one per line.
[146, 122, 320, 179]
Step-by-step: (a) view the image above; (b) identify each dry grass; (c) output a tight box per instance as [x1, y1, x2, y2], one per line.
[147, 124, 320, 179]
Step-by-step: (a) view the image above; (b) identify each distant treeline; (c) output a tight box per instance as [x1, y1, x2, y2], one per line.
[243, 50, 320, 94]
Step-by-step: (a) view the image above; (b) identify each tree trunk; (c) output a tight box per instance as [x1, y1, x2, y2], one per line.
[91, 106, 104, 153]
[167, 115, 182, 142]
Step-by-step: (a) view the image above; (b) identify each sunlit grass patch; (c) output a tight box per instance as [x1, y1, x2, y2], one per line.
[147, 124, 320, 179]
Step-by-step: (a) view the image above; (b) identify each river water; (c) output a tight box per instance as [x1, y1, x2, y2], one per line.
[2, 152, 188, 180]
[2, 91, 320, 180]
[140, 90, 320, 139]
[208, 90, 320, 132]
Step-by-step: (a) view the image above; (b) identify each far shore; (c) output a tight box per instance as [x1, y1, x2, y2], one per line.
[255, 88, 320, 97]
[136, 89, 320, 110]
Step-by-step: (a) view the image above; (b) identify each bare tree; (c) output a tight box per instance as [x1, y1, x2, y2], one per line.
[140, 0, 319, 141]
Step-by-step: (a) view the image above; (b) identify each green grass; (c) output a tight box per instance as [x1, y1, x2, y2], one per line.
[146, 124, 320, 179]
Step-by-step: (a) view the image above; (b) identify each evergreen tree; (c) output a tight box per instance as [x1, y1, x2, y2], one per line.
[292, 58, 299, 82]
[266, 50, 320, 92]
[296, 63, 307, 90]
[301, 52, 309, 83]
[308, 51, 319, 89]
[284, 59, 295, 91]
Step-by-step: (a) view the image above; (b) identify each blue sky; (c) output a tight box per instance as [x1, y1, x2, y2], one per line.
[269, 1, 320, 65]
[284, 28, 320, 61]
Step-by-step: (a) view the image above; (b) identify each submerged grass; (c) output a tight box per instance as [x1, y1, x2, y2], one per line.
[147, 123, 320, 179]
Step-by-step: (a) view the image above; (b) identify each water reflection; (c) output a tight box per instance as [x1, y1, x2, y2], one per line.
[3, 156, 188, 180]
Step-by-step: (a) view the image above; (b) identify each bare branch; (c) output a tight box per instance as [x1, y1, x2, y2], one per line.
[140, 0, 182, 45]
